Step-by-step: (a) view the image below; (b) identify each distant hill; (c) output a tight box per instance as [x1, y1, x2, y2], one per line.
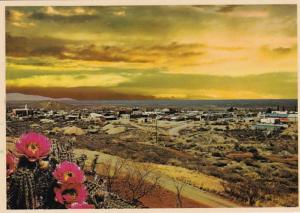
[6, 93, 74, 102]
[31, 100, 73, 110]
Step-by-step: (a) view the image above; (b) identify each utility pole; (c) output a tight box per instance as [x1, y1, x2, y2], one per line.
[155, 116, 158, 144]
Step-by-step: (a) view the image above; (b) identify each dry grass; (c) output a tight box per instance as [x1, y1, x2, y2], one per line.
[145, 163, 224, 192]
[256, 193, 299, 207]
[74, 148, 224, 192]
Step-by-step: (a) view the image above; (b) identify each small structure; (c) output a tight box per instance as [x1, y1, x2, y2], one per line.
[162, 108, 171, 114]
[264, 111, 297, 123]
[253, 123, 287, 131]
[12, 105, 33, 117]
[40, 119, 55, 124]
[65, 114, 80, 121]
[137, 117, 147, 124]
[120, 114, 130, 121]
[63, 126, 86, 136]
[260, 118, 280, 124]
[89, 113, 105, 122]
[104, 115, 117, 120]
[288, 113, 298, 122]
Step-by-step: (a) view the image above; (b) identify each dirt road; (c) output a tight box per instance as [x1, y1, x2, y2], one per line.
[74, 148, 240, 208]
[168, 121, 194, 136]
[151, 172, 239, 207]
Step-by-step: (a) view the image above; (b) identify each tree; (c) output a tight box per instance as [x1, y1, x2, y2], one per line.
[172, 177, 187, 208]
[266, 107, 272, 113]
[99, 158, 127, 192]
[222, 178, 263, 206]
[122, 164, 161, 204]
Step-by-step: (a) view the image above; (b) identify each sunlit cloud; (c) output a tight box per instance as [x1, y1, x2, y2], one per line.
[44, 6, 96, 17]
[113, 10, 126, 16]
[6, 73, 129, 88]
[5, 5, 297, 99]
[6, 9, 36, 28]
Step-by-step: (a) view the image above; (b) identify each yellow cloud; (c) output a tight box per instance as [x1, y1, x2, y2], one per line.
[7, 9, 35, 29]
[8, 10, 25, 21]
[113, 10, 126, 16]
[153, 89, 284, 100]
[6, 73, 129, 88]
[12, 21, 35, 28]
[45, 6, 96, 16]
[226, 10, 269, 18]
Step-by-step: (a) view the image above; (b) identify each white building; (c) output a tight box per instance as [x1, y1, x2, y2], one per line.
[260, 118, 280, 124]
[288, 113, 298, 122]
[271, 111, 288, 115]
[89, 113, 104, 122]
[120, 114, 130, 123]
[162, 108, 171, 113]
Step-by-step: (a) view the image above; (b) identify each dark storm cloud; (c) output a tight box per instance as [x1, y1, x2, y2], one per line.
[216, 5, 238, 13]
[260, 45, 297, 56]
[6, 86, 155, 100]
[6, 10, 13, 21]
[6, 33, 70, 58]
[69, 44, 153, 63]
[29, 12, 98, 22]
[6, 34, 204, 63]
[272, 47, 294, 54]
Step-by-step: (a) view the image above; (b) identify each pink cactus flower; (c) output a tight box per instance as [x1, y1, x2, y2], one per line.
[6, 152, 18, 176]
[54, 184, 88, 205]
[68, 202, 95, 209]
[53, 161, 85, 184]
[16, 132, 51, 162]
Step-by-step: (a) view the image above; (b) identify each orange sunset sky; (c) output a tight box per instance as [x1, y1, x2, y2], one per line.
[6, 5, 297, 100]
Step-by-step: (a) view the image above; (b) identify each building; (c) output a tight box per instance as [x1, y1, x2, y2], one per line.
[288, 113, 298, 122]
[12, 105, 33, 117]
[120, 114, 130, 121]
[89, 113, 105, 122]
[65, 114, 80, 121]
[260, 118, 280, 124]
[264, 111, 297, 123]
[104, 115, 117, 120]
[253, 123, 287, 131]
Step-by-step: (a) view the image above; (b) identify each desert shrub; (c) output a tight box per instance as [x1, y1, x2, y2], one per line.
[119, 164, 161, 205]
[167, 158, 183, 167]
[222, 178, 265, 206]
[145, 151, 161, 163]
[244, 159, 260, 168]
[212, 152, 223, 157]
[213, 162, 227, 167]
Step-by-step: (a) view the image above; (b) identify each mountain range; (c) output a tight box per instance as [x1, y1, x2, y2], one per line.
[6, 93, 75, 101]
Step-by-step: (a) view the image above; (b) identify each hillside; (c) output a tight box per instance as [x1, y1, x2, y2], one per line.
[31, 100, 74, 110]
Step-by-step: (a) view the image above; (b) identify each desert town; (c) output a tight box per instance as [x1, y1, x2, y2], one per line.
[6, 100, 298, 208]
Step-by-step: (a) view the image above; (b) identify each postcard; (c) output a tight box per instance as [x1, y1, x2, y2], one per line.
[0, 0, 299, 212]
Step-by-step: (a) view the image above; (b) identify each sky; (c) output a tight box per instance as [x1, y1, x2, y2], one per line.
[5, 5, 298, 100]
